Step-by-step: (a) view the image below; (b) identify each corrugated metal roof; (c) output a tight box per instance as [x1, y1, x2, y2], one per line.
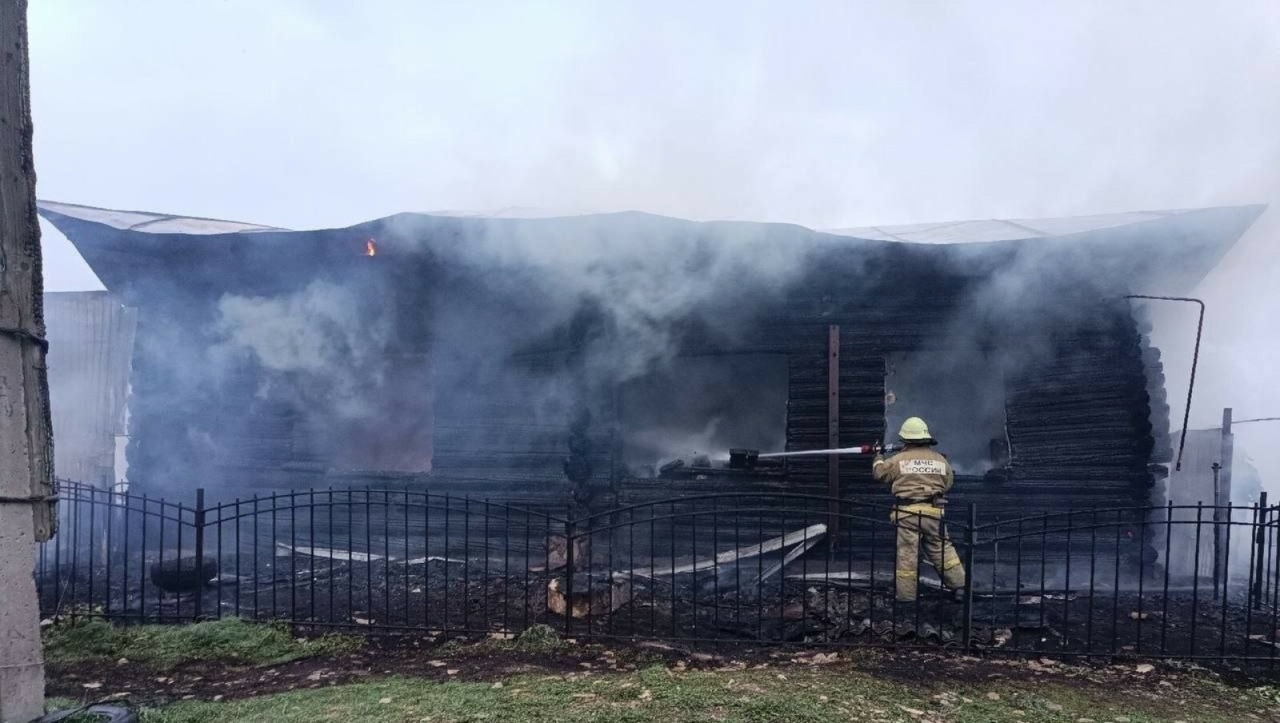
[38, 200, 285, 235]
[39, 200, 1245, 247]
[827, 209, 1184, 243]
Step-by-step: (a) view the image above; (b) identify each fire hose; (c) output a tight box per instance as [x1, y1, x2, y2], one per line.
[757, 442, 904, 459]
[724, 443, 905, 469]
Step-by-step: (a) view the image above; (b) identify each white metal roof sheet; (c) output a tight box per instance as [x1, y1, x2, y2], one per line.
[827, 209, 1188, 244]
[38, 201, 284, 235]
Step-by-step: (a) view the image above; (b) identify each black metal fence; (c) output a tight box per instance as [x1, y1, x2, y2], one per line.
[35, 482, 1280, 668]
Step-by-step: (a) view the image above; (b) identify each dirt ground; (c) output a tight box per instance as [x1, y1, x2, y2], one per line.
[45, 633, 1280, 709]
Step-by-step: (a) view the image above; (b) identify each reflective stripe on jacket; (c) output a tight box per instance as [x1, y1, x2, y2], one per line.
[872, 445, 954, 506]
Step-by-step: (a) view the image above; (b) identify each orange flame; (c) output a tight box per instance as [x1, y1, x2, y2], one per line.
[365, 239, 377, 257]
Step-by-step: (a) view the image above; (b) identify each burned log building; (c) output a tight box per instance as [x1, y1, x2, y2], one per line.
[40, 202, 1263, 553]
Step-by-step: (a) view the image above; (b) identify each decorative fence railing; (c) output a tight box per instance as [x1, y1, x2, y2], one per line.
[35, 482, 1280, 669]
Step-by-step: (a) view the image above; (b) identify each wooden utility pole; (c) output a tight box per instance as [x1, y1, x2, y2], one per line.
[0, 1, 54, 720]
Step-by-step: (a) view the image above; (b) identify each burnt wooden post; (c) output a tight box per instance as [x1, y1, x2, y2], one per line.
[194, 489, 205, 620]
[1214, 408, 1234, 599]
[564, 513, 575, 637]
[827, 325, 841, 541]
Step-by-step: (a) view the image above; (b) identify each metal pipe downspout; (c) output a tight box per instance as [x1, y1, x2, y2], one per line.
[1124, 295, 1205, 472]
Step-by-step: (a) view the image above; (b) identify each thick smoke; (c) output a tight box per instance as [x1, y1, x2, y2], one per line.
[1149, 209, 1280, 504]
[173, 215, 830, 479]
[385, 214, 830, 472]
[215, 280, 394, 421]
[207, 276, 433, 475]
[618, 353, 790, 472]
[155, 205, 1244, 488]
[398, 214, 817, 380]
[877, 226, 1206, 475]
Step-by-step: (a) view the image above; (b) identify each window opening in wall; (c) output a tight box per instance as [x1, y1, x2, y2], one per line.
[619, 353, 789, 477]
[885, 349, 1007, 475]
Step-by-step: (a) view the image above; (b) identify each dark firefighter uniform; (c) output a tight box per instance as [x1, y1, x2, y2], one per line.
[872, 416, 966, 602]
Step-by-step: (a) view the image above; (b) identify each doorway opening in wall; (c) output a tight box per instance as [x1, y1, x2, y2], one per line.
[618, 353, 789, 477]
[884, 349, 1008, 476]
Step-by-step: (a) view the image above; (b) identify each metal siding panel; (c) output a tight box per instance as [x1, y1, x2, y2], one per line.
[45, 292, 136, 488]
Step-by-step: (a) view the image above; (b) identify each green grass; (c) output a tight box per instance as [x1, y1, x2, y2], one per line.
[439, 623, 567, 655]
[136, 664, 1279, 723]
[43, 621, 1280, 721]
[43, 617, 362, 670]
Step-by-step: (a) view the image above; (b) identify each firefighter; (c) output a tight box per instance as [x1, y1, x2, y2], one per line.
[872, 416, 966, 602]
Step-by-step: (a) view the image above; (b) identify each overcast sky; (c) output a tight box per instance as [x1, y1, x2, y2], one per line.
[27, 2, 1280, 475]
[31, 2, 1279, 273]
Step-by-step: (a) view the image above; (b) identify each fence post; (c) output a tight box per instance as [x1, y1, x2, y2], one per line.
[564, 512, 575, 638]
[194, 488, 205, 622]
[826, 324, 842, 542]
[1253, 491, 1269, 610]
[961, 502, 976, 651]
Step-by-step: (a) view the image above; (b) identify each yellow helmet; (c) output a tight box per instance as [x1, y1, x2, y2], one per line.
[898, 417, 933, 442]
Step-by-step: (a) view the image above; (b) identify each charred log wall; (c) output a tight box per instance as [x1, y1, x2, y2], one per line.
[615, 294, 1161, 568]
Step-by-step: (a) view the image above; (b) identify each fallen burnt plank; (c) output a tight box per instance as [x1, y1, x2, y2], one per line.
[742, 533, 825, 594]
[275, 542, 465, 565]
